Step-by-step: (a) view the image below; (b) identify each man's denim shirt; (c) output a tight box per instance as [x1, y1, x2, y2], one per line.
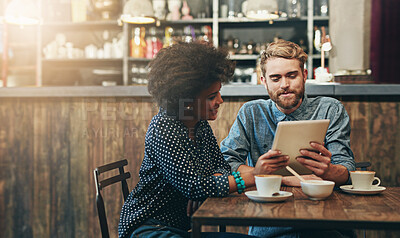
[220, 95, 355, 183]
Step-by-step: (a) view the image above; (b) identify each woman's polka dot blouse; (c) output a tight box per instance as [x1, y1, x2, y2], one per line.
[118, 109, 231, 238]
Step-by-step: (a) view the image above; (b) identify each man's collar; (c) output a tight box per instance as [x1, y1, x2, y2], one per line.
[272, 94, 308, 122]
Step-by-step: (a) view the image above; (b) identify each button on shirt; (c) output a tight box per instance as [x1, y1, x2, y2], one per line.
[220, 95, 355, 175]
[118, 109, 231, 238]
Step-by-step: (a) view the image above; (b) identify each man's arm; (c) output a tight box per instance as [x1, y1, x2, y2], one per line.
[220, 108, 251, 173]
[297, 142, 349, 185]
[294, 100, 355, 186]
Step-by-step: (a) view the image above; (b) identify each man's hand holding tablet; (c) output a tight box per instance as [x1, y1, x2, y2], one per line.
[271, 119, 330, 176]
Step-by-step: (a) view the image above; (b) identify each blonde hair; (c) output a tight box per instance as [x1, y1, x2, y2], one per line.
[260, 39, 308, 77]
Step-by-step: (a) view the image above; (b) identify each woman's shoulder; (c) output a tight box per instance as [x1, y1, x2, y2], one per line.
[148, 112, 185, 139]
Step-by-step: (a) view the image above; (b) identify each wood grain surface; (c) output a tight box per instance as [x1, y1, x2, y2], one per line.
[192, 187, 400, 238]
[0, 95, 399, 238]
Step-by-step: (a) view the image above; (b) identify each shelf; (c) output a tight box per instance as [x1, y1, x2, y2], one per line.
[42, 58, 123, 68]
[43, 58, 122, 63]
[9, 42, 37, 48]
[311, 54, 329, 59]
[42, 20, 120, 26]
[217, 16, 308, 24]
[128, 57, 152, 62]
[1, 0, 330, 86]
[158, 18, 213, 25]
[312, 16, 329, 21]
[9, 65, 36, 73]
[230, 55, 259, 60]
[2, 84, 400, 98]
[41, 20, 122, 30]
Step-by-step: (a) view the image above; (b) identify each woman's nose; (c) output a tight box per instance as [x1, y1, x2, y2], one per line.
[217, 92, 223, 104]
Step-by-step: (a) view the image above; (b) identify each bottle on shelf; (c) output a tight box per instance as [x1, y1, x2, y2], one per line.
[183, 25, 194, 42]
[199, 25, 212, 43]
[130, 27, 146, 58]
[287, 0, 302, 18]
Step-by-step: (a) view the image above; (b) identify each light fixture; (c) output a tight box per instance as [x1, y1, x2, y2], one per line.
[4, 0, 40, 25]
[245, 0, 279, 21]
[120, 0, 155, 24]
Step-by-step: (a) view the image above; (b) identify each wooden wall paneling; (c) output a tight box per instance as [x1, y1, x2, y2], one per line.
[0, 98, 34, 238]
[85, 97, 104, 237]
[122, 97, 142, 189]
[210, 98, 251, 144]
[1, 96, 400, 238]
[343, 100, 400, 187]
[103, 98, 127, 238]
[368, 102, 399, 186]
[0, 98, 12, 238]
[340, 99, 400, 238]
[343, 101, 370, 164]
[48, 99, 72, 237]
[32, 98, 52, 238]
[69, 98, 89, 238]
[123, 98, 158, 189]
[11, 98, 35, 237]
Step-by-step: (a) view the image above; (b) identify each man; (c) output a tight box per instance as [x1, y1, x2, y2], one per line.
[220, 40, 355, 237]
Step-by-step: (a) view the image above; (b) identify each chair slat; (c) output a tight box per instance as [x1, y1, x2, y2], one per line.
[99, 172, 131, 189]
[97, 159, 128, 174]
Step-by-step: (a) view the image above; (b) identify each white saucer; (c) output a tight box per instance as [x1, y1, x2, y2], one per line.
[340, 185, 386, 195]
[245, 191, 293, 202]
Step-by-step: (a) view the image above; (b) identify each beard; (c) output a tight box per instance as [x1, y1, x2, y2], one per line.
[268, 83, 305, 111]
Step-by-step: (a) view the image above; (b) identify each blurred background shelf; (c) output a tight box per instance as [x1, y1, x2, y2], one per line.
[1, 0, 330, 86]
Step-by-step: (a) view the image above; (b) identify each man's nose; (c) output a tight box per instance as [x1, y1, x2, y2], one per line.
[280, 77, 290, 88]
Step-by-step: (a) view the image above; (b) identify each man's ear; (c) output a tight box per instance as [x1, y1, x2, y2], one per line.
[260, 76, 267, 85]
[303, 68, 308, 82]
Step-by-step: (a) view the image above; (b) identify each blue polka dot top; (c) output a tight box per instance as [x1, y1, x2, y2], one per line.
[118, 109, 231, 238]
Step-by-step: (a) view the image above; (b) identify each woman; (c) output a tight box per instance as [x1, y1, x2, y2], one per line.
[118, 42, 258, 238]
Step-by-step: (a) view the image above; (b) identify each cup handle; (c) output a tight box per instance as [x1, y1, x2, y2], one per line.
[372, 177, 381, 187]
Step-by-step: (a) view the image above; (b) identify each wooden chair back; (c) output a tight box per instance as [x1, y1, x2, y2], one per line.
[94, 159, 131, 238]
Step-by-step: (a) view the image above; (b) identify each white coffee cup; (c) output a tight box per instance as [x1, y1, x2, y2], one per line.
[350, 171, 381, 190]
[255, 175, 282, 196]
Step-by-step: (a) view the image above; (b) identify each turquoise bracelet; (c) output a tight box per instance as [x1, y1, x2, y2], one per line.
[232, 171, 246, 194]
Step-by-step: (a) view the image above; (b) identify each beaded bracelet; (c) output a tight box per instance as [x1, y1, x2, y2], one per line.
[232, 171, 246, 194]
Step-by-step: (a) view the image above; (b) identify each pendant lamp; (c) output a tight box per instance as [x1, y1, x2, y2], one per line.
[245, 0, 279, 21]
[120, 0, 155, 24]
[4, 0, 40, 25]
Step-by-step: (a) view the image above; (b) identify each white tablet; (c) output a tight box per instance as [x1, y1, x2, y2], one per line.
[271, 119, 330, 176]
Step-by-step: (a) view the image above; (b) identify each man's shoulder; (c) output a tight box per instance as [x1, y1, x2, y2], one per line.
[241, 99, 273, 110]
[235, 99, 272, 121]
[309, 96, 342, 106]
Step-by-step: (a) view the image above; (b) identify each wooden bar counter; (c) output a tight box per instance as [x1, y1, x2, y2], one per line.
[0, 84, 400, 238]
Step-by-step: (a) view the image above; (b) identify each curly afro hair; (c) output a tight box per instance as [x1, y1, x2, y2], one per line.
[147, 41, 235, 116]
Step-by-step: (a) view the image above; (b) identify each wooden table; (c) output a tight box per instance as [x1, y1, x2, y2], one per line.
[191, 187, 400, 238]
